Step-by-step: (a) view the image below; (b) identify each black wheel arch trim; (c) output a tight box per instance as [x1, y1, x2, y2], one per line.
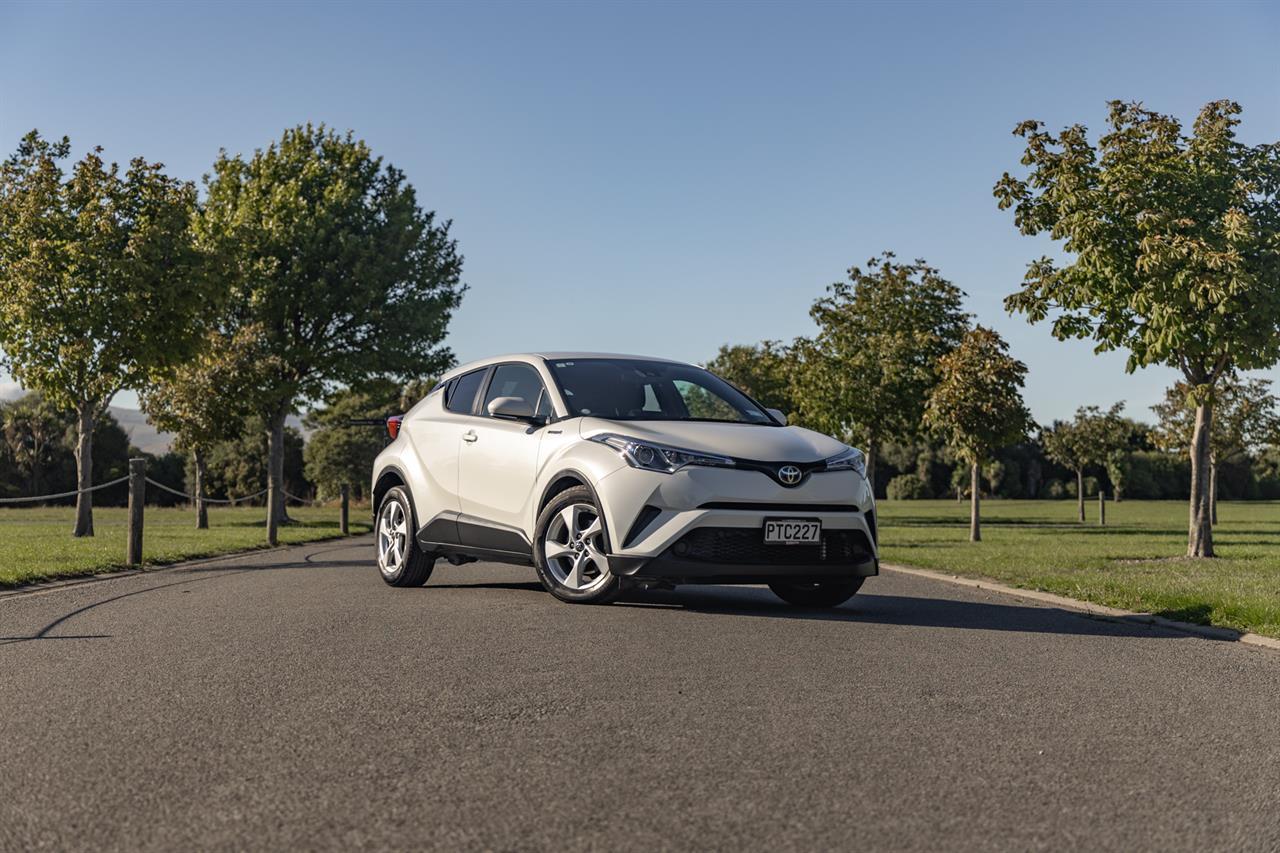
[373, 465, 415, 525]
[537, 468, 613, 554]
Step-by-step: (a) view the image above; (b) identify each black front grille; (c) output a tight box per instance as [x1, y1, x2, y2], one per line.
[698, 502, 861, 513]
[669, 527, 874, 566]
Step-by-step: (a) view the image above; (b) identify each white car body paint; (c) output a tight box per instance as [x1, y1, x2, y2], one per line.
[372, 352, 878, 591]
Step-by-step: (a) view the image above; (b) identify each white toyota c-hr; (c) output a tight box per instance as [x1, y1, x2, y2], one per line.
[371, 353, 877, 607]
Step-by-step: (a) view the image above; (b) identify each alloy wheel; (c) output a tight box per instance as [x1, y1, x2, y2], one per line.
[378, 499, 409, 575]
[543, 502, 609, 592]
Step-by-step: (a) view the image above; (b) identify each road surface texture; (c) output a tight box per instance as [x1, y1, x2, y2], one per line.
[1, 536, 1278, 852]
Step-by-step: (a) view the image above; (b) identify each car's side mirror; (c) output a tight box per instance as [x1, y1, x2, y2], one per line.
[487, 396, 536, 420]
[767, 408, 788, 425]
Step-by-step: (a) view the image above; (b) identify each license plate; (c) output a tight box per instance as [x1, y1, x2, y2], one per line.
[763, 518, 821, 545]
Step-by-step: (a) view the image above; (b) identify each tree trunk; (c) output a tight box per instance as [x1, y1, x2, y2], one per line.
[30, 435, 42, 498]
[194, 447, 209, 530]
[72, 402, 95, 537]
[866, 442, 878, 500]
[1187, 400, 1214, 557]
[969, 461, 981, 543]
[1209, 455, 1218, 527]
[266, 406, 290, 545]
[1076, 469, 1085, 523]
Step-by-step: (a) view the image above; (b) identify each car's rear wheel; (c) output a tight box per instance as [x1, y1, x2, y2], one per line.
[533, 486, 621, 604]
[768, 578, 863, 608]
[376, 486, 434, 587]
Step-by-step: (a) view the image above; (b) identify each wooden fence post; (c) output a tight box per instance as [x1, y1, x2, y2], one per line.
[1098, 490, 1106, 526]
[267, 486, 278, 547]
[127, 457, 145, 566]
[340, 484, 350, 535]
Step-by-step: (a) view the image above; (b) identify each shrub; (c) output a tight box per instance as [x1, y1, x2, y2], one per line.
[886, 473, 931, 500]
[1125, 451, 1190, 499]
[1044, 478, 1066, 499]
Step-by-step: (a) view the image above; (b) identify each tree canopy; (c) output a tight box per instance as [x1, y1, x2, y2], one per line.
[303, 379, 417, 501]
[704, 341, 797, 417]
[1152, 376, 1279, 462]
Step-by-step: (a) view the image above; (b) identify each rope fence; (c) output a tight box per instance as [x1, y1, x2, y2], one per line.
[3, 458, 356, 563]
[0, 475, 131, 504]
[144, 478, 269, 505]
[2, 478, 308, 507]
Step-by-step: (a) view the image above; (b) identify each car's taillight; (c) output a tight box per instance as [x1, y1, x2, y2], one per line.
[386, 415, 404, 440]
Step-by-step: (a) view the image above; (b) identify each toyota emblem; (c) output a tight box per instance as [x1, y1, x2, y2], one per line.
[778, 465, 802, 486]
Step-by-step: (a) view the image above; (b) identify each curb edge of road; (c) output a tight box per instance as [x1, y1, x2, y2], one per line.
[0, 534, 372, 604]
[881, 563, 1280, 654]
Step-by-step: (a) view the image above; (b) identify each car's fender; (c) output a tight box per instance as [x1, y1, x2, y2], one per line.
[526, 424, 627, 544]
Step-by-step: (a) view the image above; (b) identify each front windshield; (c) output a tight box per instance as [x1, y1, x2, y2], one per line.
[545, 358, 776, 424]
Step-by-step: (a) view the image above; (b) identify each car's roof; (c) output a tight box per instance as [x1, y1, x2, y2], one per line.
[440, 352, 691, 381]
[530, 351, 687, 364]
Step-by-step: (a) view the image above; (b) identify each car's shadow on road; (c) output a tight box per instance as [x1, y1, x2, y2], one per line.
[613, 585, 1209, 640]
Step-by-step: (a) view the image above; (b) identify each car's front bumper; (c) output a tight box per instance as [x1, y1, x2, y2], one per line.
[595, 464, 878, 585]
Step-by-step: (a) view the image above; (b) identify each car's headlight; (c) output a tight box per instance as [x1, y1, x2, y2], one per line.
[590, 433, 735, 474]
[824, 446, 866, 478]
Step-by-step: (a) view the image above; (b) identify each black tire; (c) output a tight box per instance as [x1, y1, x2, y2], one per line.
[376, 486, 435, 588]
[768, 578, 864, 608]
[533, 485, 622, 604]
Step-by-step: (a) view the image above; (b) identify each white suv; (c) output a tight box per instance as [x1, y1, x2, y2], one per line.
[371, 353, 877, 607]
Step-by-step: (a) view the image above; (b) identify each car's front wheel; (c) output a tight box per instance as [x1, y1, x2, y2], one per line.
[533, 486, 621, 604]
[768, 578, 863, 608]
[376, 486, 435, 587]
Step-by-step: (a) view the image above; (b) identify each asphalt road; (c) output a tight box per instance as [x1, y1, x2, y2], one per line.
[2, 537, 1278, 852]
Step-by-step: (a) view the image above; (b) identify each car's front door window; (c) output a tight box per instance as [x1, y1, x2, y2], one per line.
[481, 363, 548, 419]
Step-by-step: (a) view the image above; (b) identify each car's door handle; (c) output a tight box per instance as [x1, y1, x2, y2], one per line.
[462, 430, 478, 443]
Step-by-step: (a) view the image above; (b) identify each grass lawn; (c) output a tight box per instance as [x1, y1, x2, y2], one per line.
[0, 504, 372, 587]
[876, 499, 1280, 639]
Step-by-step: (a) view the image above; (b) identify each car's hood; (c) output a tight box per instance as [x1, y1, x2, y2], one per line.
[577, 417, 848, 463]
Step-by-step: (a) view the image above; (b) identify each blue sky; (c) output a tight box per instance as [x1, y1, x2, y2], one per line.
[1, 0, 1278, 423]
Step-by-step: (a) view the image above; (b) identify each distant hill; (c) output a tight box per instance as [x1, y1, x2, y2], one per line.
[110, 407, 175, 456]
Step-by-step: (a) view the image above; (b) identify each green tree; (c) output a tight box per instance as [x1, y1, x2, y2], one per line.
[139, 325, 277, 528]
[1152, 376, 1279, 524]
[1097, 417, 1156, 503]
[201, 416, 307, 504]
[1, 392, 62, 497]
[995, 100, 1280, 557]
[704, 341, 797, 417]
[0, 132, 207, 535]
[303, 379, 406, 501]
[197, 124, 465, 544]
[792, 253, 970, 491]
[923, 326, 1031, 542]
[1041, 403, 1125, 521]
[399, 379, 436, 411]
